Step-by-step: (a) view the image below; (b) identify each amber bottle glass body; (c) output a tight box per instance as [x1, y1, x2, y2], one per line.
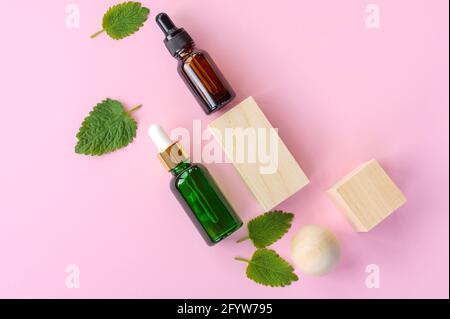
[176, 45, 235, 114]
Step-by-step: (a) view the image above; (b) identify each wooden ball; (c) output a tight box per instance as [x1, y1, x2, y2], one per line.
[290, 225, 341, 276]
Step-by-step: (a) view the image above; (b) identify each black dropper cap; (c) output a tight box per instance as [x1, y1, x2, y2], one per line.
[156, 13, 194, 57]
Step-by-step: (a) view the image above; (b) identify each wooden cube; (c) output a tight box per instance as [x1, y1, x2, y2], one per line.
[327, 159, 406, 232]
[208, 96, 309, 210]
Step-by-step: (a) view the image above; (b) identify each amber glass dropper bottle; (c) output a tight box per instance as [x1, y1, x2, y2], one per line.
[155, 13, 236, 114]
[148, 124, 242, 245]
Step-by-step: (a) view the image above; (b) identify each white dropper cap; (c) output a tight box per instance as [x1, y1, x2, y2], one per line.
[148, 124, 173, 152]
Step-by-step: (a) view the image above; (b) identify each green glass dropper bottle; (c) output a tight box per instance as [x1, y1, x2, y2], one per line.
[148, 124, 242, 245]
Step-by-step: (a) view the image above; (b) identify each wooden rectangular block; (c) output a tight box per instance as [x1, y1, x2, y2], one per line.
[208, 96, 309, 211]
[327, 159, 406, 232]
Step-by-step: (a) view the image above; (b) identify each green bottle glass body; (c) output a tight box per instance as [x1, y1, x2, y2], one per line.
[170, 160, 243, 245]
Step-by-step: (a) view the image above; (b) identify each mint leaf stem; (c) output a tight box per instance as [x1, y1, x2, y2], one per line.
[127, 104, 143, 114]
[234, 257, 250, 263]
[236, 235, 250, 243]
[90, 29, 105, 39]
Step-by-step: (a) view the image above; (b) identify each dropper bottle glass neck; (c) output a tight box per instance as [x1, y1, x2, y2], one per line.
[170, 160, 192, 176]
[175, 45, 195, 60]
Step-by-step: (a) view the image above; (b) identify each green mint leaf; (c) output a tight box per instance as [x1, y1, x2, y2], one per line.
[238, 211, 294, 248]
[235, 249, 298, 287]
[91, 2, 150, 40]
[75, 99, 142, 156]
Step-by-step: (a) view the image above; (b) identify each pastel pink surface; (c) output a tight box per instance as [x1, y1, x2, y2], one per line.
[0, 0, 448, 298]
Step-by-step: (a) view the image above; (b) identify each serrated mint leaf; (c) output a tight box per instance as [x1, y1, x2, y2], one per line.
[91, 2, 150, 40]
[238, 211, 294, 248]
[235, 249, 298, 287]
[75, 98, 141, 156]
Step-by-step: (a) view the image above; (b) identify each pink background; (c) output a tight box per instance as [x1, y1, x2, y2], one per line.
[0, 0, 448, 298]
